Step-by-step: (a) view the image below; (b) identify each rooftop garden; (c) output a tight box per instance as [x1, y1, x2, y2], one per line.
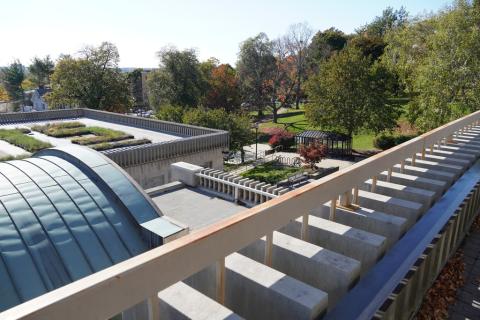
[31, 122, 151, 151]
[240, 161, 303, 185]
[0, 128, 52, 153]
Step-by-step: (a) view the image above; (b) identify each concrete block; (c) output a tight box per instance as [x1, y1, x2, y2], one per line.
[239, 231, 361, 309]
[186, 253, 328, 320]
[415, 153, 470, 167]
[442, 144, 480, 156]
[378, 171, 446, 197]
[357, 190, 422, 228]
[280, 215, 387, 275]
[171, 162, 204, 187]
[361, 179, 436, 211]
[425, 148, 476, 162]
[158, 282, 243, 320]
[405, 158, 463, 178]
[311, 204, 407, 249]
[392, 164, 455, 184]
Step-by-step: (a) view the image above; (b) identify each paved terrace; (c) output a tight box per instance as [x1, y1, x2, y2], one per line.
[2, 111, 480, 320]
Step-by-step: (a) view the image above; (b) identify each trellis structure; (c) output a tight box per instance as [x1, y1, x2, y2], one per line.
[295, 130, 352, 157]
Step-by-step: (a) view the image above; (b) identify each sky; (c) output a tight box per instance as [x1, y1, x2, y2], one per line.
[0, 0, 452, 68]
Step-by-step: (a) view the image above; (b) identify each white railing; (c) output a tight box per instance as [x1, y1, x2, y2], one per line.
[2, 111, 480, 320]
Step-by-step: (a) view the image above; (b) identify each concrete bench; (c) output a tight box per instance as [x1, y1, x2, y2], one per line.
[239, 231, 361, 309]
[186, 253, 328, 320]
[158, 282, 244, 320]
[280, 215, 387, 275]
[357, 190, 423, 228]
[311, 203, 407, 249]
[425, 148, 476, 163]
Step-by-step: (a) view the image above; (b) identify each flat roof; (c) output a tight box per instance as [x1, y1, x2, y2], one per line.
[151, 186, 245, 231]
[0, 118, 183, 157]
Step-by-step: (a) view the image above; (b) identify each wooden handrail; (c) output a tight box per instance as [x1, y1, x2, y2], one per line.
[1, 110, 480, 320]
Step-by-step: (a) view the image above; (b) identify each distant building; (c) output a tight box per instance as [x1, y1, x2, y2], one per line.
[24, 87, 49, 111]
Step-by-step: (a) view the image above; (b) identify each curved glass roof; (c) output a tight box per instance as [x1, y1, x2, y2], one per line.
[0, 146, 165, 311]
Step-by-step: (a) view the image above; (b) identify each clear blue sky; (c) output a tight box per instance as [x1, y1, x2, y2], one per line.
[0, 0, 451, 68]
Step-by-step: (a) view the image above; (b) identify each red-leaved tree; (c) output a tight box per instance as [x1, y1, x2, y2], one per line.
[298, 142, 328, 169]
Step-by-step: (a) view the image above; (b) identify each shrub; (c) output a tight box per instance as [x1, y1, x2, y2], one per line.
[156, 105, 185, 123]
[374, 134, 417, 150]
[268, 129, 295, 149]
[298, 142, 328, 169]
[241, 161, 301, 185]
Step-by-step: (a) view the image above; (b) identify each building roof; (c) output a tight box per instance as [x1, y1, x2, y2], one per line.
[296, 130, 351, 141]
[0, 146, 169, 311]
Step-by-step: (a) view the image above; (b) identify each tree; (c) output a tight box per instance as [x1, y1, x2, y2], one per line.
[0, 60, 25, 101]
[28, 56, 54, 88]
[237, 33, 276, 116]
[298, 142, 328, 169]
[383, 1, 480, 130]
[357, 6, 408, 38]
[284, 23, 313, 109]
[47, 42, 131, 112]
[305, 46, 398, 137]
[147, 47, 205, 110]
[183, 108, 253, 162]
[202, 63, 240, 111]
[0, 85, 8, 101]
[308, 27, 348, 71]
[127, 68, 145, 108]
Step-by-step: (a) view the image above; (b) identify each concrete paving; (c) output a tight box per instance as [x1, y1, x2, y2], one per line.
[151, 187, 245, 231]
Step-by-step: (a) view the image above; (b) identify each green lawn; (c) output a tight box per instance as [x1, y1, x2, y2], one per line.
[259, 111, 377, 150]
[0, 129, 52, 153]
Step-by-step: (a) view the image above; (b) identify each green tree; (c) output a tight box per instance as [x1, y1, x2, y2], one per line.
[305, 46, 398, 137]
[237, 33, 276, 116]
[183, 108, 253, 161]
[308, 27, 348, 70]
[357, 6, 408, 38]
[127, 68, 145, 108]
[47, 42, 131, 112]
[28, 56, 54, 88]
[383, 0, 480, 130]
[1, 60, 25, 101]
[147, 47, 205, 110]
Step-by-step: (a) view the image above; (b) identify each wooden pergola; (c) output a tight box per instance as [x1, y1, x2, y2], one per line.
[295, 130, 352, 157]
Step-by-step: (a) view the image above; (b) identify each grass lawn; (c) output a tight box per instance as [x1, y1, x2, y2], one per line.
[259, 112, 377, 150]
[0, 129, 52, 153]
[241, 161, 303, 185]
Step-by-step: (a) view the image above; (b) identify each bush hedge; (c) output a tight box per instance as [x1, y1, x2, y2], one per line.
[374, 134, 417, 150]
